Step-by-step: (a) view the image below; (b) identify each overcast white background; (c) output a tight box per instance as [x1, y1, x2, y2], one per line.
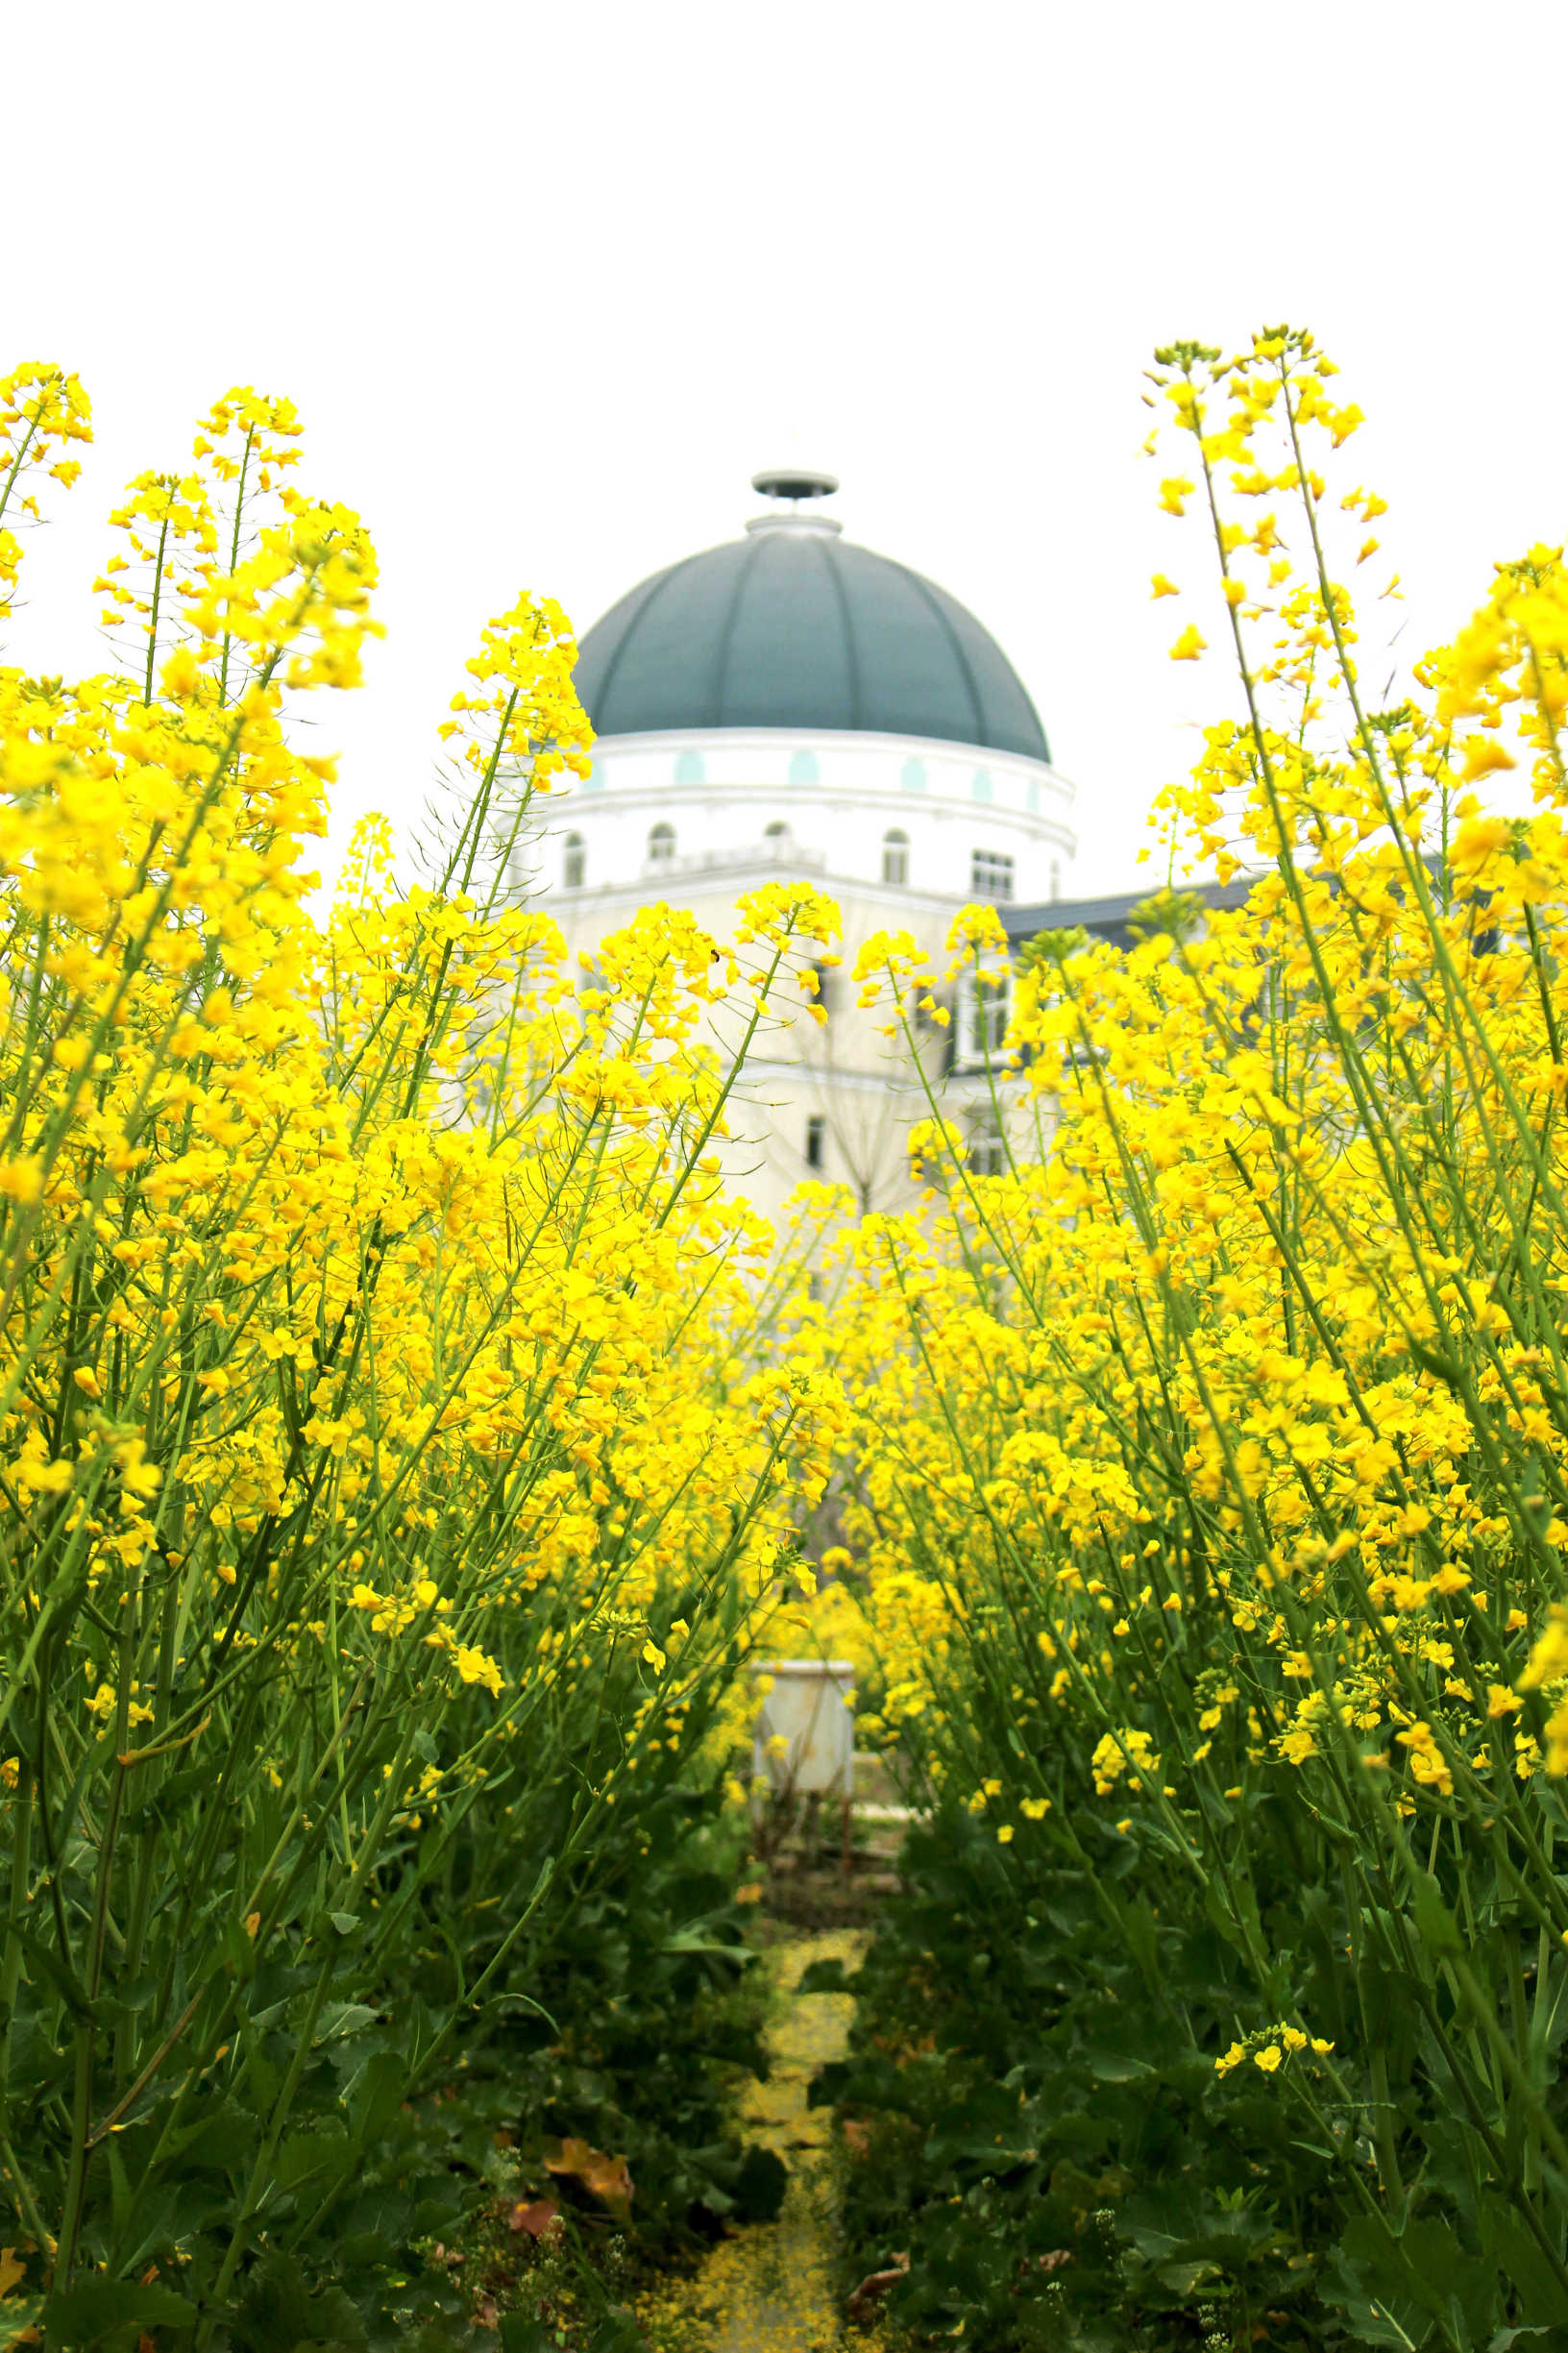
[6, 0, 1565, 899]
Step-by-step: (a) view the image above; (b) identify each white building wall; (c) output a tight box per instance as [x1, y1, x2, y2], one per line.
[527, 739, 1070, 1234]
[546, 873, 1041, 1231]
[526, 726, 1075, 908]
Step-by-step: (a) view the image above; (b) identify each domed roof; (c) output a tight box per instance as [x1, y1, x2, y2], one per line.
[574, 484, 1049, 764]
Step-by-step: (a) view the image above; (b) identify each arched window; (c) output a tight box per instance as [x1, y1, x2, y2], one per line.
[788, 748, 820, 786]
[585, 760, 607, 792]
[648, 821, 676, 867]
[764, 820, 791, 846]
[882, 828, 909, 886]
[674, 750, 705, 786]
[562, 832, 586, 889]
[899, 757, 927, 794]
[971, 767, 993, 803]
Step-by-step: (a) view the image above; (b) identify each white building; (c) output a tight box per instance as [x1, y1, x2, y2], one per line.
[537, 470, 1075, 1226]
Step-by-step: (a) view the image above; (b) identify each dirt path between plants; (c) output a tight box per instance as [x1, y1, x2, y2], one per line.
[638, 1926, 866, 2352]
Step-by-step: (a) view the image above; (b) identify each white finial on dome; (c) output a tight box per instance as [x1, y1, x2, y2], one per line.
[747, 466, 844, 538]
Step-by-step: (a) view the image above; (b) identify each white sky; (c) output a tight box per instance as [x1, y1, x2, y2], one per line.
[7, 0, 1566, 900]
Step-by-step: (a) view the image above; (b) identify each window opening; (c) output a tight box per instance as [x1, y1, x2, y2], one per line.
[788, 748, 820, 785]
[805, 1114, 826, 1169]
[900, 757, 927, 794]
[970, 846, 1015, 901]
[674, 750, 705, 786]
[648, 822, 676, 866]
[562, 832, 586, 889]
[957, 968, 1011, 1066]
[882, 828, 909, 886]
[968, 1117, 1007, 1177]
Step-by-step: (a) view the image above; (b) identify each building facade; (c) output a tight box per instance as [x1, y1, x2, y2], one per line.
[534, 472, 1075, 1226]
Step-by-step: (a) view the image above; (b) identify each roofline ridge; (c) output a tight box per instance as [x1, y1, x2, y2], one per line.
[813, 529, 863, 733]
[893, 556, 988, 750]
[881, 550, 1050, 763]
[708, 529, 771, 728]
[584, 553, 693, 730]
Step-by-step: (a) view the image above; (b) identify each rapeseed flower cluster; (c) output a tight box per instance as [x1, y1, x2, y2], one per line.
[1214, 2025, 1334, 2077]
[0, 367, 845, 2310]
[782, 329, 1568, 2298]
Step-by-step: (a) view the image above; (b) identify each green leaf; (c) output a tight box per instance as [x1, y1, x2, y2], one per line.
[1082, 2043, 1153, 2082]
[13, 1923, 92, 2020]
[497, 2321, 557, 2353]
[315, 2000, 378, 2043]
[1480, 2203, 1568, 2327]
[275, 2127, 350, 2190]
[163, 2101, 257, 2176]
[108, 2138, 135, 2247]
[1412, 1872, 1461, 1956]
[1330, 2212, 1501, 2341]
[346, 2048, 408, 2145]
[43, 2276, 201, 2347]
[1155, 2259, 1220, 2293]
[1114, 1896, 1161, 1982]
[587, 2313, 646, 2353]
[96, 1972, 159, 2019]
[232, 2252, 368, 2352]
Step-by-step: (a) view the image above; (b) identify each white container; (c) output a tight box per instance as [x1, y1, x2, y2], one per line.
[751, 1658, 855, 1798]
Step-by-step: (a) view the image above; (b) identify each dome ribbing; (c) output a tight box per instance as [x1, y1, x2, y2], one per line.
[573, 521, 1049, 764]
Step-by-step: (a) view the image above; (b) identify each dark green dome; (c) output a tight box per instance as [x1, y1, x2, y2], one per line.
[573, 516, 1049, 764]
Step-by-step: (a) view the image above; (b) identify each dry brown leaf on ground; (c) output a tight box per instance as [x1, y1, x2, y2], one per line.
[507, 2198, 564, 2240]
[544, 2136, 634, 2220]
